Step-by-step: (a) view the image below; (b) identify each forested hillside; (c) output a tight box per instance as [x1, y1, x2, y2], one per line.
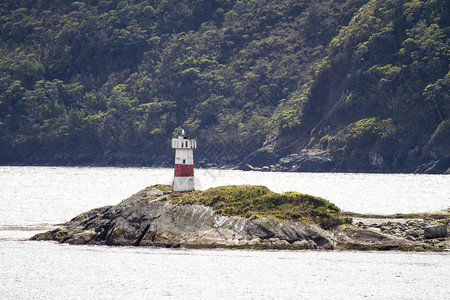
[0, 0, 448, 172]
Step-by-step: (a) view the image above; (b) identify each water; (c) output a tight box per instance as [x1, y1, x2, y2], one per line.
[1, 167, 449, 299]
[2, 241, 448, 299]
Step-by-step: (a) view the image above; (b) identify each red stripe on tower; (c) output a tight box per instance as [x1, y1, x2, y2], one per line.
[174, 164, 194, 177]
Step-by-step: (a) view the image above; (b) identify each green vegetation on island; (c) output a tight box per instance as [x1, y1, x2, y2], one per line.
[0, 0, 448, 172]
[31, 184, 449, 251]
[165, 185, 351, 229]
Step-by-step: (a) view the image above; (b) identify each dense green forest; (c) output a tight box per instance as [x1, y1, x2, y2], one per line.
[0, 0, 448, 172]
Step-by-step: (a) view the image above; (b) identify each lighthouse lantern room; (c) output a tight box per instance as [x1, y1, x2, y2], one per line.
[172, 130, 196, 192]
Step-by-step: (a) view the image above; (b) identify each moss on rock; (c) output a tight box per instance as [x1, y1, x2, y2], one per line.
[168, 185, 350, 229]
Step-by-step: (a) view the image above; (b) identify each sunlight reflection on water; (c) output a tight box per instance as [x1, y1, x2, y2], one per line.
[0, 167, 449, 299]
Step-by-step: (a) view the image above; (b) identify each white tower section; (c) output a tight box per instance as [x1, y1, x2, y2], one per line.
[172, 130, 197, 192]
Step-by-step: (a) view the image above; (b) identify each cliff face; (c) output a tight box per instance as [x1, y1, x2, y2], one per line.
[31, 186, 449, 251]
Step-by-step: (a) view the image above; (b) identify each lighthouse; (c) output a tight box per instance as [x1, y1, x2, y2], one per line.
[172, 129, 196, 192]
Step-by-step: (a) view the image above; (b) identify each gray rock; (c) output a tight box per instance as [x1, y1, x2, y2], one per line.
[369, 152, 384, 168]
[31, 187, 335, 250]
[424, 225, 448, 239]
[242, 164, 255, 171]
[405, 229, 420, 238]
[31, 187, 450, 252]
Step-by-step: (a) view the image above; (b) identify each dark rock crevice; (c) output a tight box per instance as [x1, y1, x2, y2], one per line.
[134, 224, 151, 246]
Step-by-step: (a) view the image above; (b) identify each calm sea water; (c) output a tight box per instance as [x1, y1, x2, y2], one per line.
[0, 167, 449, 299]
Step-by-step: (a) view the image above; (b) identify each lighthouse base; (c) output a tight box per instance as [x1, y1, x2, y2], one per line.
[172, 176, 195, 192]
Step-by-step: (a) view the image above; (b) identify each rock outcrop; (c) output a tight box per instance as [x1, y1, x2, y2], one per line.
[31, 187, 449, 251]
[31, 187, 335, 250]
[335, 216, 450, 251]
[239, 145, 450, 174]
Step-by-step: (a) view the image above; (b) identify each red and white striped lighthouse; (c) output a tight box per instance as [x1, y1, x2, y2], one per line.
[171, 129, 196, 192]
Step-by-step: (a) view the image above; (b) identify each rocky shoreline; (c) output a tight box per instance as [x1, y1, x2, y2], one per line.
[4, 146, 450, 174]
[31, 186, 449, 252]
[335, 215, 449, 251]
[239, 148, 450, 174]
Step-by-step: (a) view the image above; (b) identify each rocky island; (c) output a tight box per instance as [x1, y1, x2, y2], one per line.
[32, 185, 449, 252]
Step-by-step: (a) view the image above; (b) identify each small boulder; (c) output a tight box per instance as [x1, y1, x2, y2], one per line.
[424, 225, 448, 239]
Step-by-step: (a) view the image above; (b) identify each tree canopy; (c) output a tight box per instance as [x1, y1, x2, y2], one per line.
[0, 0, 448, 171]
